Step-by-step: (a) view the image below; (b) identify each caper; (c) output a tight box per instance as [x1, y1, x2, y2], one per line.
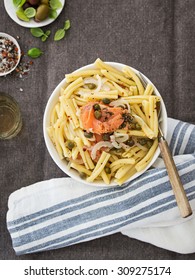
[93, 103, 101, 111]
[35, 4, 49, 22]
[126, 138, 135, 147]
[138, 138, 147, 145]
[147, 140, 153, 148]
[135, 123, 141, 130]
[110, 147, 117, 154]
[66, 140, 75, 150]
[130, 123, 136, 129]
[102, 133, 110, 141]
[102, 98, 111, 104]
[87, 83, 96, 89]
[94, 110, 102, 119]
[79, 172, 87, 179]
[105, 166, 111, 174]
[84, 131, 93, 138]
[119, 121, 126, 129]
[115, 148, 124, 153]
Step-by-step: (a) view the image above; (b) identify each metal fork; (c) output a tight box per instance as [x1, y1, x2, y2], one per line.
[138, 72, 192, 218]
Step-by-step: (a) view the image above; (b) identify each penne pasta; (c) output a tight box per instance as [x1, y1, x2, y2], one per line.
[122, 66, 144, 95]
[144, 83, 154, 96]
[63, 77, 84, 98]
[87, 152, 111, 182]
[135, 139, 158, 172]
[66, 70, 102, 83]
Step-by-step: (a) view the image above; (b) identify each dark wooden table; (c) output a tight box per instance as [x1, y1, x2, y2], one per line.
[0, 0, 195, 260]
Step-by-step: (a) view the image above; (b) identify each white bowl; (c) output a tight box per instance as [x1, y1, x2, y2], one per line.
[0, 32, 21, 76]
[43, 62, 168, 187]
[4, 0, 65, 28]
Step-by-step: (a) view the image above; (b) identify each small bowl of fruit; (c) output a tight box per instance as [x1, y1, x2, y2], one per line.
[4, 0, 65, 28]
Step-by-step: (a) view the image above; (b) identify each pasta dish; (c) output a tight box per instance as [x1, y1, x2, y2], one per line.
[47, 58, 160, 185]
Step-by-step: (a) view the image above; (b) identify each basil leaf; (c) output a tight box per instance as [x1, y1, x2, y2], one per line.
[13, 0, 22, 7]
[30, 28, 44, 38]
[27, 48, 43, 58]
[18, 0, 26, 7]
[49, 9, 58, 19]
[45, 30, 51, 36]
[50, 0, 62, 10]
[54, 29, 65, 41]
[41, 30, 51, 42]
[16, 8, 30, 22]
[64, 19, 70, 30]
[41, 35, 47, 42]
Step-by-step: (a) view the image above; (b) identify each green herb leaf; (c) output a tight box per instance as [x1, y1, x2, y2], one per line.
[27, 48, 43, 58]
[18, 0, 26, 7]
[16, 8, 30, 22]
[45, 30, 51, 36]
[49, 9, 58, 19]
[24, 7, 36, 18]
[54, 28, 65, 41]
[41, 35, 47, 42]
[41, 31, 50, 42]
[30, 27, 44, 38]
[50, 0, 62, 10]
[13, 0, 22, 7]
[64, 19, 70, 30]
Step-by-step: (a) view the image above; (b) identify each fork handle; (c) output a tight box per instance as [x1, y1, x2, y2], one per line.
[158, 137, 192, 218]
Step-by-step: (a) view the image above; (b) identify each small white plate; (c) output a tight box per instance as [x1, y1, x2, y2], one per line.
[4, 0, 65, 28]
[0, 32, 21, 76]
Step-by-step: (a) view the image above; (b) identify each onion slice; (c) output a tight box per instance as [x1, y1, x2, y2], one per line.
[114, 132, 129, 143]
[110, 99, 131, 112]
[91, 141, 113, 160]
[94, 74, 102, 92]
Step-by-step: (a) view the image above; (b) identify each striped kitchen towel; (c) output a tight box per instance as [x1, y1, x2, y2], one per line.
[7, 118, 195, 255]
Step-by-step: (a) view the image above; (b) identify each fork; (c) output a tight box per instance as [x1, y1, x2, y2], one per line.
[138, 72, 192, 218]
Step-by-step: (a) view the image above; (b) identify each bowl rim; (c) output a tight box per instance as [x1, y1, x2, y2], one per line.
[43, 61, 168, 187]
[0, 32, 21, 77]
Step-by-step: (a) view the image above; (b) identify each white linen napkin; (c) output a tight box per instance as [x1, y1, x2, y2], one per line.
[7, 118, 195, 255]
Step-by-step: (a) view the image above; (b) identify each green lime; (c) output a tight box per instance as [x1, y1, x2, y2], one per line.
[24, 7, 36, 19]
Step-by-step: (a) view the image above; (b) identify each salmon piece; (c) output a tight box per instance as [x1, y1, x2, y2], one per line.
[94, 133, 103, 142]
[80, 102, 126, 134]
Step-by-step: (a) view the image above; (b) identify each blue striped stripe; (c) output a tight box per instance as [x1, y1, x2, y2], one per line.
[169, 121, 183, 154]
[12, 168, 195, 248]
[16, 190, 195, 255]
[184, 126, 195, 154]
[174, 123, 189, 155]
